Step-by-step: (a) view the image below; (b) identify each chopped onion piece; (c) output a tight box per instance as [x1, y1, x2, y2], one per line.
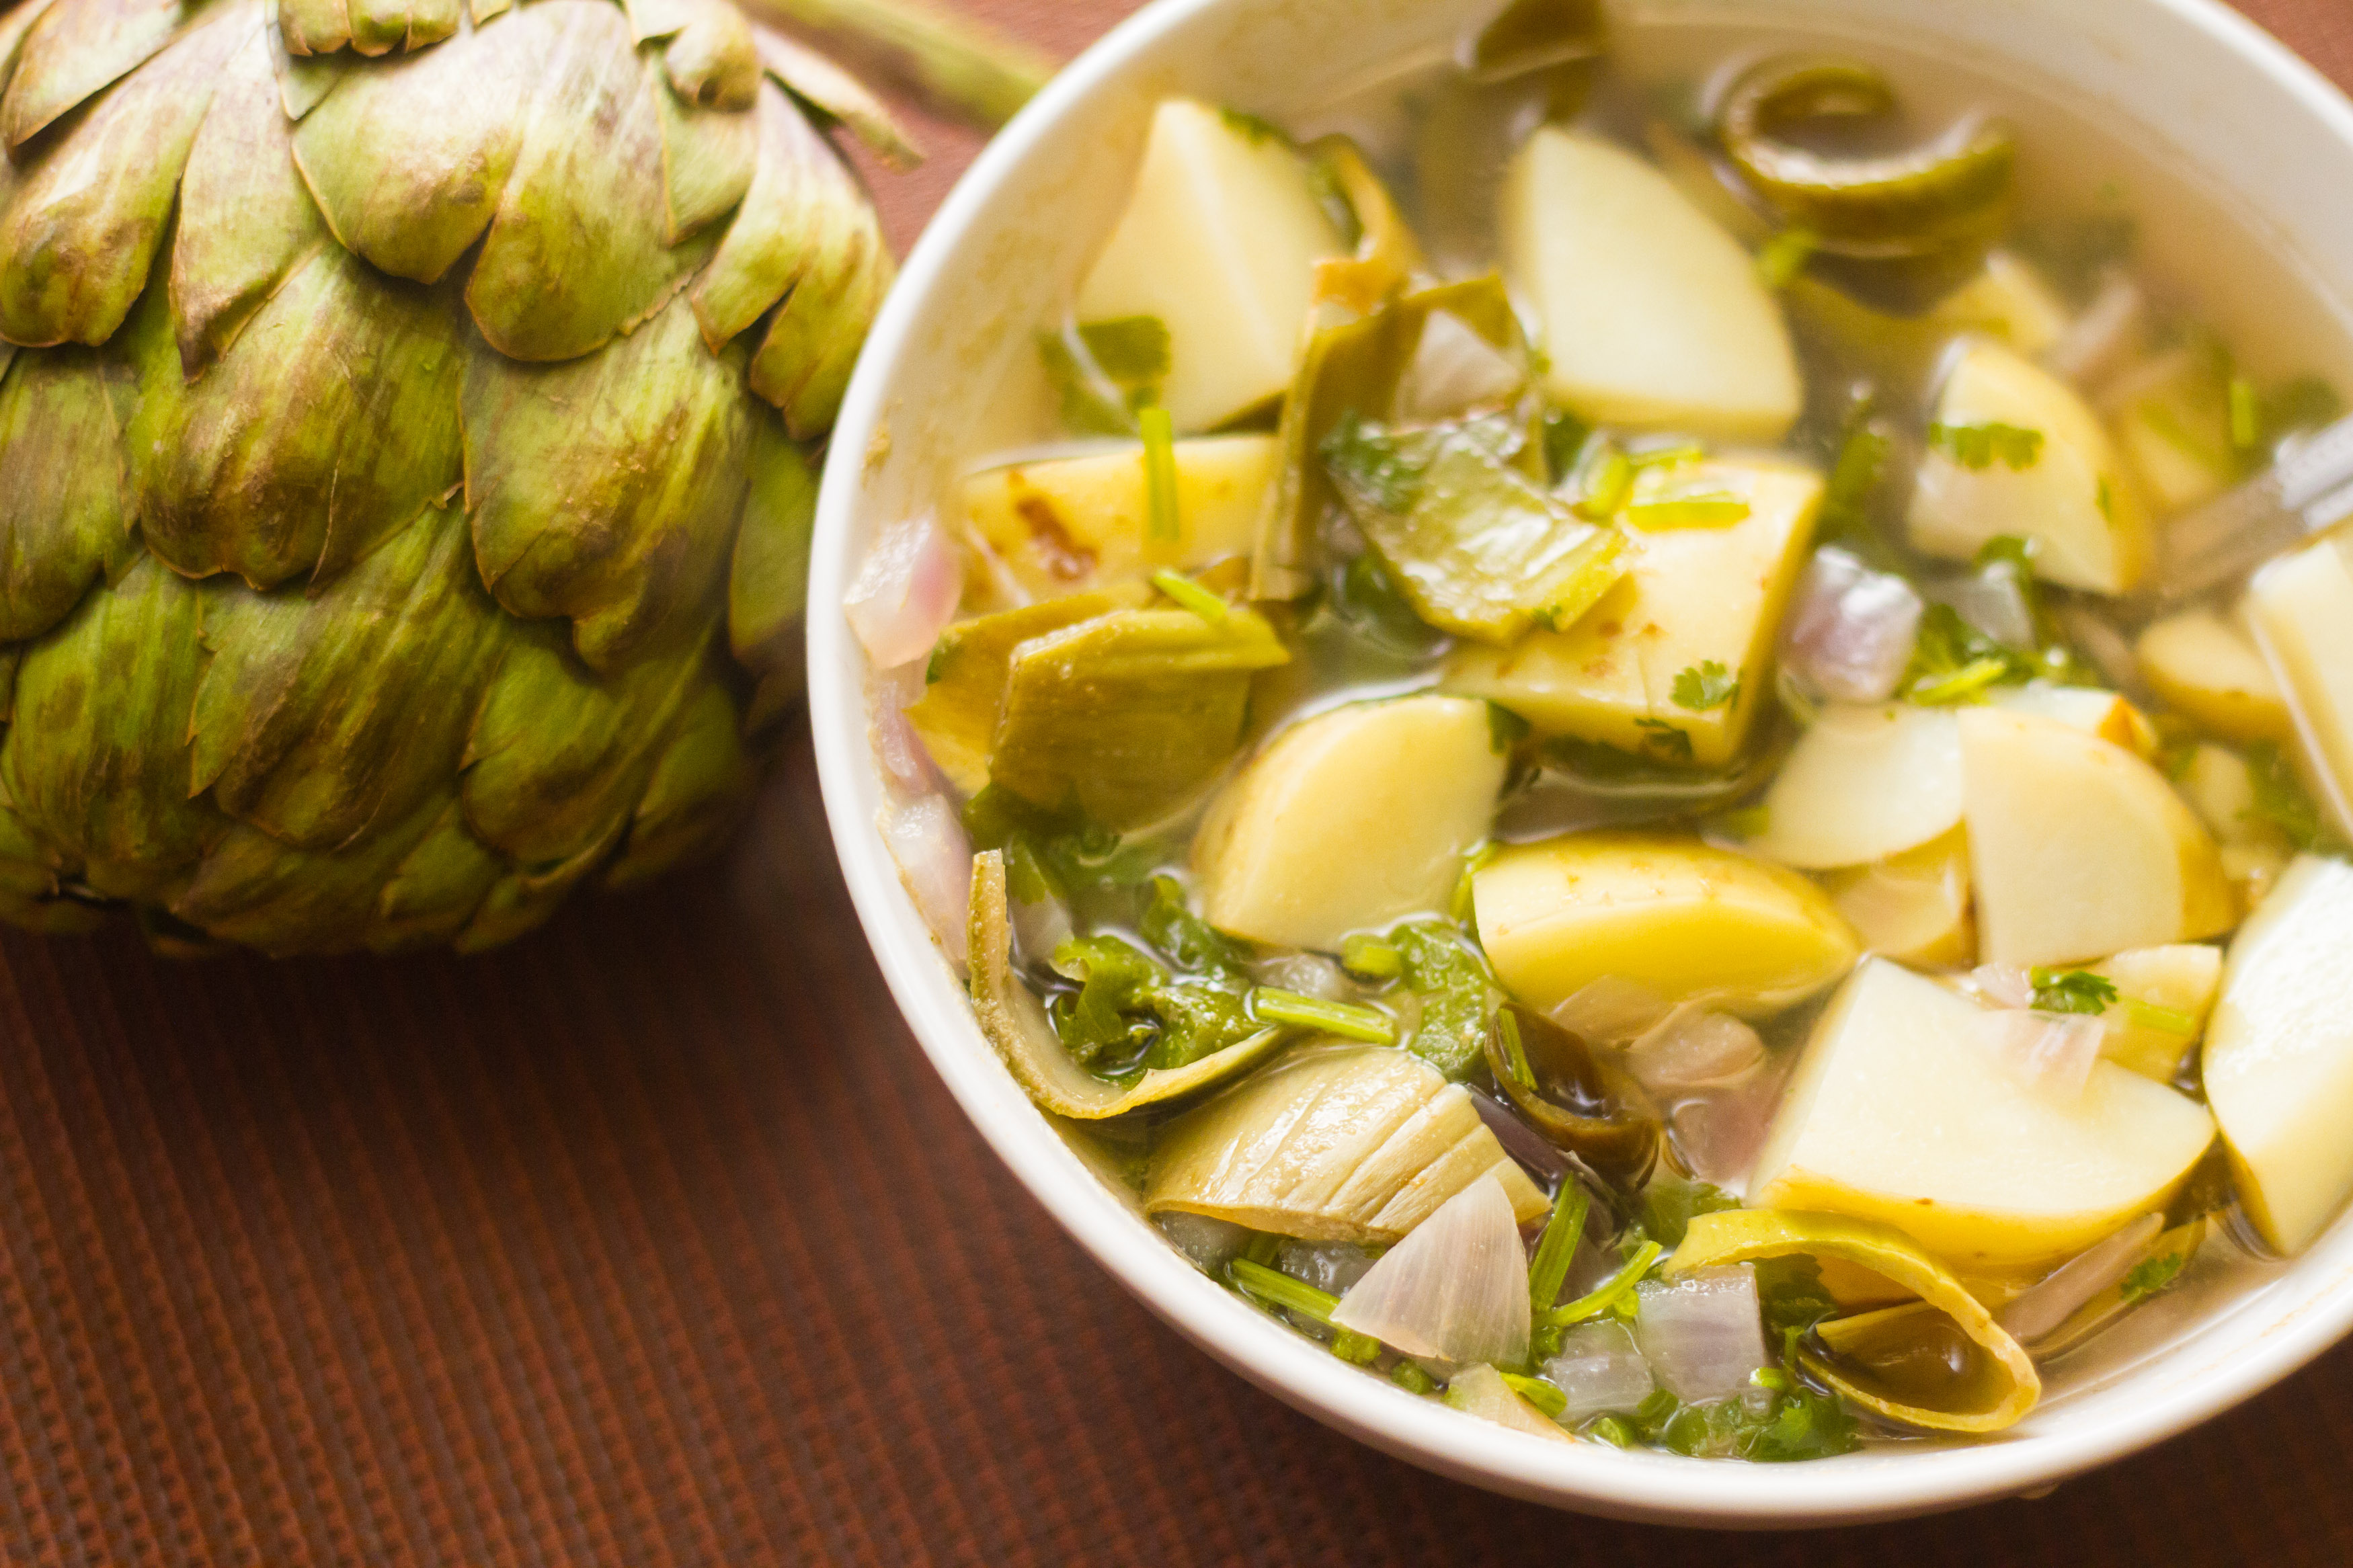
[1667, 1057, 1792, 1196]
[1253, 952, 1352, 1001]
[1278, 1240, 1380, 1298]
[1780, 547, 1924, 705]
[845, 511, 963, 669]
[871, 660, 939, 800]
[1929, 571, 2035, 652]
[1997, 1212, 2165, 1344]
[881, 795, 972, 967]
[1396, 309, 1525, 421]
[1157, 1212, 1249, 1272]
[1550, 975, 1672, 1044]
[1966, 962, 2036, 1010]
[2046, 272, 2147, 388]
[1332, 1174, 1531, 1368]
[1544, 1320, 1658, 1423]
[1626, 1004, 1766, 1091]
[1442, 1364, 1574, 1443]
[1981, 1007, 2106, 1100]
[1633, 1265, 1769, 1405]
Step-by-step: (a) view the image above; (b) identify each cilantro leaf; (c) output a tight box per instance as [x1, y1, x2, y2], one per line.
[2029, 967, 2120, 1016]
[1078, 316, 1171, 386]
[1930, 421, 2046, 470]
[1388, 919, 1501, 1081]
[2120, 1249, 2189, 1305]
[1671, 660, 1740, 712]
[1049, 936, 1166, 1067]
[1141, 874, 1251, 978]
[1634, 718, 1696, 761]
[1903, 603, 2035, 706]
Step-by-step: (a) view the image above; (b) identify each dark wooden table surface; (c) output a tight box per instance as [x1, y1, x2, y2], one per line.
[8, 2, 2353, 1563]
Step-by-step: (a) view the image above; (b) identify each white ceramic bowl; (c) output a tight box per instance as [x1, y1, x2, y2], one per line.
[810, 0, 2353, 1526]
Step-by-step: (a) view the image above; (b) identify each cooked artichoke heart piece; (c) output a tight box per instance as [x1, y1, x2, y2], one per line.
[1669, 1208, 2038, 1434]
[1145, 1042, 1548, 1243]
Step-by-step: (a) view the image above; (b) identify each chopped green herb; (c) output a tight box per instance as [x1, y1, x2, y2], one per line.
[1140, 405, 1182, 543]
[1330, 552, 1450, 659]
[1250, 987, 1398, 1045]
[1037, 332, 1135, 436]
[2229, 376, 2262, 451]
[962, 787, 1170, 905]
[1390, 919, 1503, 1080]
[1392, 1360, 1438, 1395]
[1756, 226, 1818, 289]
[1542, 410, 1595, 486]
[1528, 1184, 1591, 1315]
[1634, 1387, 1860, 1462]
[2120, 1249, 2189, 1305]
[1141, 875, 1252, 977]
[2245, 741, 2338, 852]
[1049, 936, 1165, 1067]
[1588, 1414, 1638, 1448]
[1634, 718, 1696, 762]
[1230, 1257, 1341, 1320]
[1079, 316, 1172, 386]
[2029, 966, 2120, 1016]
[1624, 491, 1751, 529]
[1929, 421, 2046, 471]
[1750, 1367, 1791, 1393]
[1904, 604, 2035, 706]
[1671, 660, 1740, 712]
[1636, 1178, 1742, 1251]
[1497, 1008, 1536, 1089]
[1487, 701, 1532, 754]
[1320, 411, 1422, 513]
[1150, 568, 1228, 622]
[1572, 446, 1634, 520]
[1219, 106, 1289, 146]
[1038, 317, 1171, 435]
[1450, 841, 1499, 924]
[1754, 1255, 1839, 1352]
[1818, 423, 1892, 547]
[1541, 1241, 1663, 1328]
[1340, 933, 1404, 981]
[1502, 1372, 1570, 1419]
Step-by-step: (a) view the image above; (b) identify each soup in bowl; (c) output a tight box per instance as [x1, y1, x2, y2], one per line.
[811, 0, 2353, 1524]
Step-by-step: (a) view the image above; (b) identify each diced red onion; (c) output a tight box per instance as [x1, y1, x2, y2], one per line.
[1156, 1211, 1249, 1271]
[2046, 272, 2147, 388]
[1666, 1055, 1792, 1196]
[1966, 963, 2036, 1010]
[1929, 571, 2036, 651]
[1997, 1212, 2165, 1344]
[844, 511, 963, 669]
[1626, 1004, 1765, 1092]
[1253, 952, 1352, 1001]
[1543, 1319, 1659, 1423]
[1981, 1007, 2106, 1101]
[1469, 1087, 1570, 1186]
[1396, 309, 1525, 421]
[1780, 548, 1924, 704]
[880, 794, 971, 968]
[1550, 976, 1671, 1044]
[1632, 1265, 1769, 1404]
[871, 660, 939, 801]
[1332, 1174, 1531, 1368]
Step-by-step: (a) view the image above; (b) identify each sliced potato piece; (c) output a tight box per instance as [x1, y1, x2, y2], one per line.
[2091, 943, 2222, 1082]
[2103, 347, 2239, 515]
[2176, 742, 2292, 906]
[1908, 339, 2150, 594]
[1991, 684, 2157, 757]
[1501, 126, 1801, 441]
[1144, 1042, 1549, 1243]
[1195, 696, 1509, 950]
[961, 436, 1277, 600]
[2243, 538, 2353, 841]
[2204, 855, 2353, 1253]
[1076, 98, 1346, 431]
[1472, 833, 1860, 1019]
[1959, 708, 2232, 967]
[1750, 956, 2216, 1272]
[1927, 251, 2070, 358]
[967, 852, 1287, 1118]
[2136, 608, 2292, 745]
[1824, 827, 1975, 967]
[1745, 704, 1962, 870]
[1445, 456, 1823, 768]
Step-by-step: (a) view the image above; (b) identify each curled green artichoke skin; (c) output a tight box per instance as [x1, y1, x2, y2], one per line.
[0, 0, 903, 953]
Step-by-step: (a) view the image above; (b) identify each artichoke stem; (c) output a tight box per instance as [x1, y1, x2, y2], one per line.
[744, 0, 1055, 130]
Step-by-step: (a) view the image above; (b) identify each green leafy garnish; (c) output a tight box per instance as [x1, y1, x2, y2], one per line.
[1636, 1387, 1861, 1462]
[1330, 552, 1450, 659]
[1501, 1372, 1570, 1419]
[1150, 568, 1228, 622]
[1390, 919, 1503, 1080]
[1038, 317, 1171, 434]
[2245, 741, 2337, 852]
[1141, 874, 1251, 976]
[1081, 316, 1172, 385]
[2029, 967, 2120, 1016]
[1634, 718, 1696, 761]
[1528, 1183, 1592, 1315]
[1339, 933, 1403, 981]
[1140, 405, 1181, 543]
[1392, 1361, 1438, 1395]
[1230, 1257, 1384, 1362]
[1929, 421, 2046, 470]
[1041, 874, 1263, 1075]
[961, 787, 1168, 905]
[1755, 1255, 1839, 1355]
[1249, 987, 1398, 1045]
[1540, 1241, 1663, 1328]
[2120, 1249, 2189, 1305]
[1671, 660, 1740, 712]
[1903, 603, 2035, 706]
[1635, 1178, 1742, 1251]
[1049, 936, 1164, 1066]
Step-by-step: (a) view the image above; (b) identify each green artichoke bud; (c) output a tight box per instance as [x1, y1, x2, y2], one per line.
[0, 0, 1036, 952]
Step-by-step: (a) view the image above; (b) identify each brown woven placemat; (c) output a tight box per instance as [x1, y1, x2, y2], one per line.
[7, 2, 2353, 1562]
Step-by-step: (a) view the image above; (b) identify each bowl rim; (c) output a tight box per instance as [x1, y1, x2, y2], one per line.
[808, 0, 2353, 1526]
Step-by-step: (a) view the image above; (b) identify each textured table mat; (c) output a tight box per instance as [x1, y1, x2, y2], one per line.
[6, 1, 2353, 1562]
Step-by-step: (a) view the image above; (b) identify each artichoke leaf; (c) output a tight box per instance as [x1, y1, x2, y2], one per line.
[460, 626, 709, 871]
[690, 80, 854, 359]
[1250, 273, 1521, 601]
[1, 0, 195, 149]
[754, 27, 917, 169]
[0, 347, 134, 643]
[279, 0, 354, 57]
[288, 3, 531, 285]
[653, 52, 758, 242]
[1307, 134, 1423, 280]
[173, 788, 458, 954]
[373, 794, 502, 948]
[904, 586, 1153, 795]
[1144, 1040, 1549, 1243]
[172, 23, 329, 372]
[464, 289, 753, 671]
[622, 0, 692, 41]
[966, 851, 1287, 1118]
[726, 413, 819, 672]
[602, 676, 754, 888]
[1667, 1208, 2040, 1433]
[188, 503, 516, 852]
[344, 0, 460, 57]
[1326, 414, 1624, 645]
[745, 140, 890, 436]
[0, 554, 227, 899]
[268, 0, 350, 116]
[0, 1, 58, 108]
[0, 10, 237, 348]
[465, 0, 711, 363]
[988, 606, 1291, 832]
[655, 0, 756, 110]
[124, 245, 465, 588]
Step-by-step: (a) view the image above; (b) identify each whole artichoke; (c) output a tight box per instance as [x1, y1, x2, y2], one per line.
[0, 0, 920, 952]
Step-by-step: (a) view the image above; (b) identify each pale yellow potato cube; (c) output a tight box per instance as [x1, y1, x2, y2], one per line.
[2092, 944, 2223, 1082]
[1928, 251, 2071, 358]
[1823, 828, 1975, 968]
[2243, 536, 2353, 841]
[1991, 684, 2158, 757]
[1443, 457, 1823, 769]
[1076, 98, 1345, 431]
[2138, 608, 2294, 746]
[960, 435, 1277, 600]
